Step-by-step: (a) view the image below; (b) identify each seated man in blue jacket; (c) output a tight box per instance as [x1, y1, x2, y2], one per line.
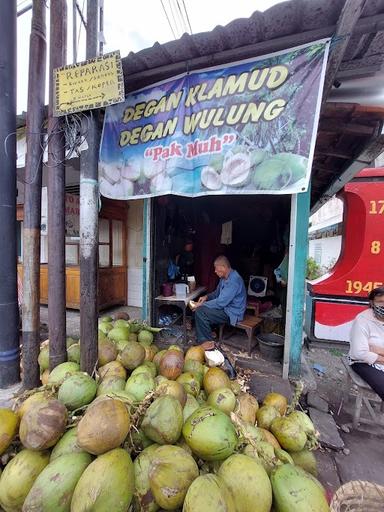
[194, 255, 246, 350]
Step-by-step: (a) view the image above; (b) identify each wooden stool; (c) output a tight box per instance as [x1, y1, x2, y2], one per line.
[219, 315, 263, 356]
[342, 357, 384, 429]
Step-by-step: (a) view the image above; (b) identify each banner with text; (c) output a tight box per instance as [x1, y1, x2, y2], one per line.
[99, 40, 329, 199]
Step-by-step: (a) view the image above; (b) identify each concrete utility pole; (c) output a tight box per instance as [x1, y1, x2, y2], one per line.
[79, 0, 101, 374]
[0, 0, 19, 388]
[48, 0, 67, 371]
[22, 0, 47, 389]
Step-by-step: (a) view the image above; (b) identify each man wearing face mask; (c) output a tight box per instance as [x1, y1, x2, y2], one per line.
[349, 287, 384, 399]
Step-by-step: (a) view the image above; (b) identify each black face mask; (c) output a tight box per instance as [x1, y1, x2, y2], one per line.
[372, 303, 384, 319]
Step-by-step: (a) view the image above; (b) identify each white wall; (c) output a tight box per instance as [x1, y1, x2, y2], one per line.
[308, 235, 342, 271]
[127, 200, 144, 307]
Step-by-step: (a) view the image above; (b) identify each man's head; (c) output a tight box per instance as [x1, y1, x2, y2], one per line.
[214, 255, 231, 279]
[369, 286, 384, 319]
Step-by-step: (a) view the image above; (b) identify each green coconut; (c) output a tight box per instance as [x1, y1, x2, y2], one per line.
[22, 452, 92, 512]
[128, 320, 142, 333]
[218, 453, 272, 512]
[243, 441, 277, 475]
[58, 372, 97, 410]
[71, 448, 134, 512]
[183, 358, 204, 375]
[182, 406, 237, 461]
[130, 428, 155, 453]
[66, 336, 79, 348]
[98, 338, 118, 366]
[230, 380, 242, 395]
[115, 339, 130, 352]
[97, 376, 126, 397]
[167, 344, 183, 352]
[156, 379, 187, 407]
[288, 410, 317, 435]
[149, 445, 199, 510]
[133, 444, 160, 512]
[98, 329, 107, 341]
[132, 361, 157, 378]
[138, 329, 154, 346]
[125, 372, 155, 401]
[108, 325, 130, 342]
[0, 449, 50, 512]
[183, 474, 236, 512]
[270, 417, 307, 452]
[38, 345, 49, 371]
[141, 396, 183, 445]
[207, 387, 236, 415]
[19, 399, 67, 450]
[203, 367, 231, 395]
[100, 315, 113, 323]
[290, 449, 318, 477]
[120, 341, 146, 370]
[155, 375, 168, 386]
[47, 361, 80, 385]
[256, 404, 280, 429]
[98, 360, 127, 380]
[114, 319, 129, 328]
[50, 428, 85, 461]
[0, 408, 20, 455]
[67, 342, 80, 364]
[98, 321, 113, 334]
[176, 372, 201, 397]
[275, 448, 295, 465]
[196, 389, 207, 405]
[242, 423, 267, 444]
[234, 392, 259, 424]
[128, 332, 138, 342]
[77, 397, 130, 455]
[270, 464, 328, 512]
[183, 393, 200, 422]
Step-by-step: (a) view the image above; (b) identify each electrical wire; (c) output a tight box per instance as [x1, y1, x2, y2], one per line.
[168, 0, 182, 38]
[6, 112, 91, 186]
[175, 0, 189, 34]
[160, 0, 176, 39]
[181, 0, 193, 34]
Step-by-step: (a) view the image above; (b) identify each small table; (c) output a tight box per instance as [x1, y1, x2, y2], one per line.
[154, 286, 207, 342]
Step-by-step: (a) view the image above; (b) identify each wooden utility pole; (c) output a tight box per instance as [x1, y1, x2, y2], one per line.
[0, 0, 19, 388]
[22, 0, 47, 389]
[80, 0, 101, 374]
[48, 0, 67, 370]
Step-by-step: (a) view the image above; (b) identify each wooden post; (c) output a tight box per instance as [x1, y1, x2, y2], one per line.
[48, 0, 67, 371]
[21, 0, 47, 389]
[283, 188, 311, 379]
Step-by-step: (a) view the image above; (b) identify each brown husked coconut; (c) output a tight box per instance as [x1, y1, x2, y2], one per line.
[77, 397, 130, 455]
[159, 350, 184, 380]
[19, 399, 68, 450]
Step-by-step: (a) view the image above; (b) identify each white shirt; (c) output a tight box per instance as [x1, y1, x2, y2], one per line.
[349, 308, 384, 368]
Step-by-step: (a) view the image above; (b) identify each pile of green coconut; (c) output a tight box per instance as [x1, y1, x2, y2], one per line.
[0, 314, 331, 512]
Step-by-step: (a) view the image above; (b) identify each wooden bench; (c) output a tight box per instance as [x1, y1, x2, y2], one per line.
[342, 357, 384, 429]
[218, 315, 263, 356]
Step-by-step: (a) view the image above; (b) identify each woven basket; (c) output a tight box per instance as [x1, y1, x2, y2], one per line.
[330, 480, 384, 511]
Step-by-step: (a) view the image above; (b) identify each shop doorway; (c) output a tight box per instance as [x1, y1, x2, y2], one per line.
[151, 194, 290, 334]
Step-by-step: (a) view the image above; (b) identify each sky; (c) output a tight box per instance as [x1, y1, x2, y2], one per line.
[16, 0, 282, 113]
